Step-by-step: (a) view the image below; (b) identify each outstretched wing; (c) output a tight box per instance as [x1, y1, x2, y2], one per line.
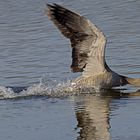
[46, 4, 107, 76]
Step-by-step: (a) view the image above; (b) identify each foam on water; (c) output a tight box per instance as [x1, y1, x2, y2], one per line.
[0, 72, 85, 99]
[0, 86, 15, 99]
[0, 81, 73, 100]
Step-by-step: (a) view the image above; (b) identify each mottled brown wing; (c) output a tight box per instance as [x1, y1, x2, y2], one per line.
[46, 4, 106, 75]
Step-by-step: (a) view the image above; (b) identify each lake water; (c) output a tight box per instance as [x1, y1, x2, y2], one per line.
[0, 0, 140, 140]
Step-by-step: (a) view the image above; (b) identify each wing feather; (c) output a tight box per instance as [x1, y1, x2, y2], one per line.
[46, 4, 107, 75]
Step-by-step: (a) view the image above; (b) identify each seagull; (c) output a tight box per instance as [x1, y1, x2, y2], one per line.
[46, 3, 140, 90]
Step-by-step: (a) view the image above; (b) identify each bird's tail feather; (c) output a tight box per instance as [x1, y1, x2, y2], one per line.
[124, 77, 140, 87]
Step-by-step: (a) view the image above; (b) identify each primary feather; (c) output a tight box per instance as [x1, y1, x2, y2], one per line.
[47, 4, 107, 76]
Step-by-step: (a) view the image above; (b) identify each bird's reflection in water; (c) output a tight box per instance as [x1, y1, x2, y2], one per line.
[75, 95, 111, 140]
[74, 89, 140, 140]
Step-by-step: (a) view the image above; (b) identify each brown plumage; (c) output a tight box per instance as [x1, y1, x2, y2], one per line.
[46, 3, 140, 90]
[46, 4, 103, 73]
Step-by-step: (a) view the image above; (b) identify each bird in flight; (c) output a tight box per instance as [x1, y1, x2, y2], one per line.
[46, 3, 140, 90]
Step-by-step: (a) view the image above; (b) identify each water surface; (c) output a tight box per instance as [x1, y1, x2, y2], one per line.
[0, 0, 140, 140]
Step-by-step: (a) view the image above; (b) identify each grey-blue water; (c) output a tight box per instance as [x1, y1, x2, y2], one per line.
[0, 0, 140, 140]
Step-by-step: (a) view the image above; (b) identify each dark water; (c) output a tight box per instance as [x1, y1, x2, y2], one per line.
[0, 0, 140, 140]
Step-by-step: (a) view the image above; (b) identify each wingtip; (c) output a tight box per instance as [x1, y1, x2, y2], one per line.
[46, 3, 68, 19]
[46, 3, 54, 9]
[45, 3, 55, 17]
[46, 3, 62, 8]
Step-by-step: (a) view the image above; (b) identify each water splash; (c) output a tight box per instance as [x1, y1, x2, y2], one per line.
[0, 78, 79, 100]
[0, 77, 99, 100]
[0, 86, 15, 99]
